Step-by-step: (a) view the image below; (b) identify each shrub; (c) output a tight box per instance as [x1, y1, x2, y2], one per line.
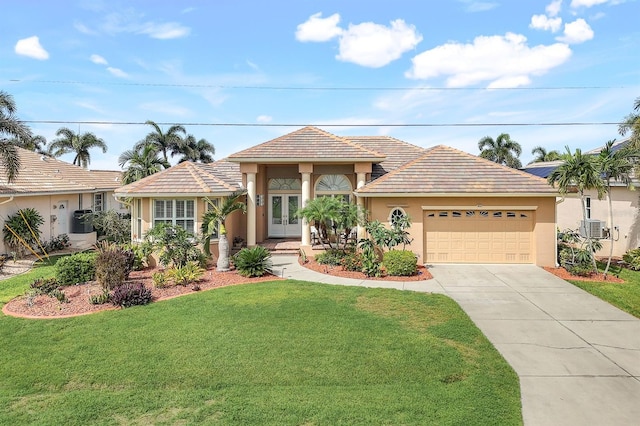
[361, 247, 382, 277]
[383, 250, 418, 276]
[111, 282, 152, 308]
[40, 234, 71, 253]
[55, 252, 97, 286]
[152, 271, 168, 288]
[30, 277, 60, 295]
[559, 246, 593, 276]
[341, 251, 363, 272]
[233, 246, 272, 278]
[3, 208, 45, 257]
[622, 248, 640, 271]
[315, 249, 345, 266]
[142, 224, 202, 268]
[95, 241, 130, 290]
[50, 288, 68, 303]
[166, 261, 205, 286]
[89, 290, 110, 305]
[90, 210, 131, 243]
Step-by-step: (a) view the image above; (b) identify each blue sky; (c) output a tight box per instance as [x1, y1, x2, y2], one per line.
[2, 0, 639, 170]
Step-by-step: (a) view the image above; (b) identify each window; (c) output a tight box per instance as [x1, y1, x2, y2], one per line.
[135, 199, 142, 241]
[154, 199, 195, 234]
[269, 178, 301, 190]
[585, 196, 591, 219]
[389, 207, 407, 225]
[94, 193, 104, 212]
[493, 211, 502, 218]
[315, 174, 352, 203]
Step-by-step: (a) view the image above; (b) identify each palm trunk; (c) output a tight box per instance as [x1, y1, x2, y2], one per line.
[217, 234, 230, 272]
[603, 184, 614, 279]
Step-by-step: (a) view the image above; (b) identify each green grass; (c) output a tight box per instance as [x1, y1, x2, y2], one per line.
[0, 274, 522, 424]
[569, 263, 640, 318]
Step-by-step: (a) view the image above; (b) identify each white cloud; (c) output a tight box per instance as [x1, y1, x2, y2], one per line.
[459, 1, 500, 12]
[90, 54, 108, 65]
[530, 14, 563, 32]
[546, 0, 563, 16]
[107, 67, 128, 78]
[556, 18, 594, 44]
[137, 22, 190, 39]
[295, 12, 342, 42]
[14, 36, 49, 60]
[570, 0, 609, 7]
[256, 115, 272, 123]
[336, 19, 422, 68]
[74, 21, 98, 35]
[406, 32, 572, 88]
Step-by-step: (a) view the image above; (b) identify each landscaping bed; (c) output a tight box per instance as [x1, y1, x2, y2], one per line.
[301, 256, 433, 281]
[544, 266, 625, 283]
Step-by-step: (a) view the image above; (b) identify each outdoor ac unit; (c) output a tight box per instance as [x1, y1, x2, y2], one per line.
[580, 219, 605, 239]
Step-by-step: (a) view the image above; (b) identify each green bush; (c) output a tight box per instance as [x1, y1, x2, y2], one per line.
[55, 252, 97, 286]
[152, 271, 168, 288]
[142, 224, 203, 268]
[233, 246, 272, 278]
[166, 261, 205, 286]
[383, 250, 418, 276]
[315, 249, 345, 266]
[111, 282, 152, 308]
[95, 242, 130, 291]
[3, 208, 45, 257]
[341, 251, 363, 272]
[622, 248, 640, 271]
[29, 277, 60, 295]
[361, 247, 382, 277]
[89, 290, 110, 305]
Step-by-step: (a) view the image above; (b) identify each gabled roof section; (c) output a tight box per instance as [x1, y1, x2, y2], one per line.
[227, 126, 386, 163]
[0, 148, 122, 195]
[348, 136, 427, 180]
[357, 145, 558, 196]
[584, 137, 631, 155]
[115, 160, 242, 196]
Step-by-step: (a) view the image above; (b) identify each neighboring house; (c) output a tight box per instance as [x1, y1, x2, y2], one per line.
[522, 138, 638, 257]
[0, 147, 126, 253]
[115, 126, 558, 266]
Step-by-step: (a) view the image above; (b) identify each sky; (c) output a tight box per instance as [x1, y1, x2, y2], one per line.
[1, 0, 639, 171]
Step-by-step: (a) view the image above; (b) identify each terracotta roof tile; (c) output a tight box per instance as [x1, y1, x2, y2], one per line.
[347, 136, 427, 180]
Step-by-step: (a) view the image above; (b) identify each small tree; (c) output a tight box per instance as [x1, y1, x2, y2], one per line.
[89, 210, 131, 243]
[142, 223, 202, 268]
[201, 190, 247, 272]
[296, 196, 342, 249]
[3, 208, 44, 257]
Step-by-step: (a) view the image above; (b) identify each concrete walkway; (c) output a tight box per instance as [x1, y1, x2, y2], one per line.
[272, 255, 640, 426]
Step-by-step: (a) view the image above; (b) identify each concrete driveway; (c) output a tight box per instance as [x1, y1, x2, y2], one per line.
[429, 264, 640, 426]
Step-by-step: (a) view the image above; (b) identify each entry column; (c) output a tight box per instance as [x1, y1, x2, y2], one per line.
[241, 163, 258, 247]
[354, 163, 371, 240]
[299, 163, 313, 247]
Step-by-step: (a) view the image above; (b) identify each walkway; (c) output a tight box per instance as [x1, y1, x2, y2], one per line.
[272, 255, 640, 426]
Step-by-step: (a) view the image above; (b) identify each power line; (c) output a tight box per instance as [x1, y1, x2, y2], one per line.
[7, 79, 631, 91]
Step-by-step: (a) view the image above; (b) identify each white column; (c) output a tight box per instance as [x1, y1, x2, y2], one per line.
[301, 172, 311, 246]
[356, 172, 366, 240]
[246, 172, 256, 247]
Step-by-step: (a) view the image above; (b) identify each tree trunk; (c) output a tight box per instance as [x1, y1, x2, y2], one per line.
[603, 184, 614, 279]
[217, 233, 230, 272]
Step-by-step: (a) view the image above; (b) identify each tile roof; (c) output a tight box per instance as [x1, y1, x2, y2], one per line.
[347, 136, 427, 180]
[357, 145, 558, 196]
[115, 160, 241, 196]
[0, 148, 122, 195]
[228, 126, 386, 162]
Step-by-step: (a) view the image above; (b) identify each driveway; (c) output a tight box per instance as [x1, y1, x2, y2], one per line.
[429, 264, 640, 426]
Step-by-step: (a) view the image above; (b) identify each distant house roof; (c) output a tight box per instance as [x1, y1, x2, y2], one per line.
[0, 148, 122, 196]
[114, 160, 242, 197]
[520, 160, 564, 179]
[584, 137, 631, 155]
[356, 145, 558, 196]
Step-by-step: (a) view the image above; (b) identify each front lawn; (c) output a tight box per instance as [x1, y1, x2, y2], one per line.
[0, 255, 66, 304]
[0, 280, 522, 425]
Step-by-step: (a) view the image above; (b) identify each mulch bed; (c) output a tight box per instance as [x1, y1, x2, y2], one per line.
[543, 266, 625, 283]
[300, 257, 433, 281]
[2, 266, 283, 319]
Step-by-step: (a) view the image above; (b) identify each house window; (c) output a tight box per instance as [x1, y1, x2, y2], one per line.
[94, 193, 104, 212]
[315, 174, 352, 203]
[585, 197, 591, 219]
[269, 178, 301, 190]
[389, 207, 407, 225]
[153, 199, 195, 234]
[205, 198, 220, 239]
[135, 199, 142, 241]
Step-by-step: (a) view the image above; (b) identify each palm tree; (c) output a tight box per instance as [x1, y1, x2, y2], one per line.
[0, 91, 31, 182]
[10, 134, 48, 154]
[295, 196, 342, 249]
[118, 143, 170, 185]
[598, 140, 635, 278]
[176, 134, 215, 163]
[201, 190, 247, 271]
[48, 127, 107, 169]
[548, 147, 605, 273]
[529, 146, 561, 164]
[619, 96, 640, 147]
[135, 120, 186, 163]
[478, 133, 522, 168]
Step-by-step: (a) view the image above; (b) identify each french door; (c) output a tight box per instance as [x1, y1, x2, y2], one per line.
[268, 194, 301, 237]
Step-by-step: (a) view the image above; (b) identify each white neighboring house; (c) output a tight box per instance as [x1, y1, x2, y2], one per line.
[0, 147, 126, 254]
[522, 138, 639, 257]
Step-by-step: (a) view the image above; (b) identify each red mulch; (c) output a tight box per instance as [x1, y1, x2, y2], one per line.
[2, 266, 283, 319]
[543, 266, 625, 283]
[300, 257, 433, 281]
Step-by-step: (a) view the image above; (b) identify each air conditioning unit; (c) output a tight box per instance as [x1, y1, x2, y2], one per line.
[580, 219, 605, 239]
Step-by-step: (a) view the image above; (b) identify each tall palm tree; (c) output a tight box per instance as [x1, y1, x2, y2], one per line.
[118, 143, 170, 185]
[478, 133, 522, 168]
[48, 127, 107, 169]
[0, 91, 31, 182]
[598, 140, 635, 278]
[529, 146, 561, 164]
[201, 190, 247, 271]
[548, 147, 605, 273]
[135, 120, 186, 163]
[176, 134, 215, 163]
[619, 96, 640, 147]
[10, 134, 48, 154]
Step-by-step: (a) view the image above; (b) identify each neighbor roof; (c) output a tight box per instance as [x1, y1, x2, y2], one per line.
[114, 160, 242, 197]
[356, 145, 558, 196]
[227, 126, 386, 163]
[520, 160, 564, 179]
[0, 148, 122, 196]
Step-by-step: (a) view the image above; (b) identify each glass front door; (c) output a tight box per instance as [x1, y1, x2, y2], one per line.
[268, 194, 301, 237]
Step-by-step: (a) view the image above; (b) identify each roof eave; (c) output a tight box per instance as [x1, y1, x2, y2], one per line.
[357, 192, 559, 198]
[114, 191, 240, 198]
[227, 156, 384, 164]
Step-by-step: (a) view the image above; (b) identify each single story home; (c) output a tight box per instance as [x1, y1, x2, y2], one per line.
[115, 126, 558, 266]
[522, 137, 639, 257]
[0, 147, 126, 253]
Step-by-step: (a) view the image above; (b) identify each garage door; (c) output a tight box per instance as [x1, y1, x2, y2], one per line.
[424, 210, 534, 263]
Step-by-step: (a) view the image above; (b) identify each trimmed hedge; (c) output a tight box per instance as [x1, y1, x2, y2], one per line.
[55, 252, 98, 285]
[383, 250, 418, 276]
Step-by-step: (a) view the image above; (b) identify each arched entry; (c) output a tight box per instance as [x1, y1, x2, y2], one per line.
[268, 178, 301, 238]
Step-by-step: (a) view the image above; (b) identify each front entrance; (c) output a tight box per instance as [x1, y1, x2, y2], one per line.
[268, 194, 301, 237]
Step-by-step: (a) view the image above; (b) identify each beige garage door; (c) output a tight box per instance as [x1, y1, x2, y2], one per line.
[424, 210, 534, 263]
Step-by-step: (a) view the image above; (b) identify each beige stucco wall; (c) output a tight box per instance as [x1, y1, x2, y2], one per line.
[557, 187, 640, 257]
[366, 196, 557, 267]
